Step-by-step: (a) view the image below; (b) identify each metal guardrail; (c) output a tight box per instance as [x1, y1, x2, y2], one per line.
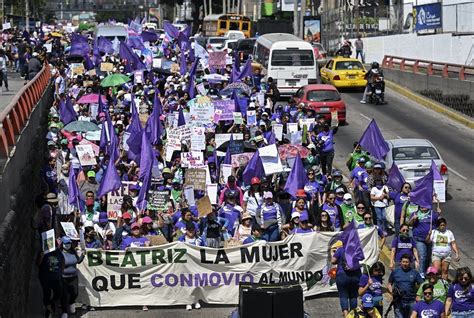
[382, 55, 474, 81]
[0, 64, 51, 158]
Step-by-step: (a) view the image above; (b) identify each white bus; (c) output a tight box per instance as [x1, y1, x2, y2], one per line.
[253, 33, 318, 96]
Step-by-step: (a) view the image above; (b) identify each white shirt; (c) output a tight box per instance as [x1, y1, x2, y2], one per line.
[370, 186, 389, 207]
[431, 229, 455, 256]
[243, 191, 263, 217]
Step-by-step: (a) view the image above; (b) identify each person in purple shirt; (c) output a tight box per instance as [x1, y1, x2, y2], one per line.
[350, 157, 370, 207]
[390, 223, 420, 270]
[389, 182, 411, 235]
[316, 124, 335, 176]
[291, 214, 314, 234]
[411, 284, 445, 318]
[359, 262, 386, 315]
[408, 206, 440, 275]
[120, 223, 150, 250]
[321, 192, 344, 231]
[445, 267, 474, 318]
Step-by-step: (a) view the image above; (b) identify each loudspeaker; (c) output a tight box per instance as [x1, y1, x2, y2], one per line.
[238, 282, 304, 318]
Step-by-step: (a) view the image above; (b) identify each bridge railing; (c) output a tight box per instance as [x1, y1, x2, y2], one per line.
[382, 55, 474, 81]
[0, 64, 51, 159]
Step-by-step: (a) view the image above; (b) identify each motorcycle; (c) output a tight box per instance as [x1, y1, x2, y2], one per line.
[368, 73, 386, 105]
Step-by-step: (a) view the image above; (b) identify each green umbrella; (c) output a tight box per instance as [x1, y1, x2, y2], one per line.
[100, 74, 131, 87]
[64, 120, 100, 132]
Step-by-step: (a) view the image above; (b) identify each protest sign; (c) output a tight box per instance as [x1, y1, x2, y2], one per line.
[259, 144, 283, 175]
[72, 64, 85, 76]
[231, 152, 254, 168]
[147, 235, 169, 247]
[76, 144, 97, 166]
[189, 96, 214, 125]
[78, 228, 379, 307]
[215, 133, 243, 149]
[228, 139, 244, 155]
[257, 92, 265, 107]
[147, 190, 170, 211]
[213, 99, 234, 121]
[184, 169, 207, 191]
[61, 222, 80, 240]
[197, 195, 212, 217]
[273, 124, 283, 141]
[122, 132, 131, 151]
[79, 139, 100, 156]
[134, 70, 144, 84]
[100, 62, 114, 72]
[87, 69, 97, 76]
[247, 110, 256, 126]
[233, 112, 243, 125]
[299, 118, 315, 129]
[287, 123, 299, 133]
[170, 63, 180, 73]
[206, 184, 218, 204]
[331, 110, 339, 127]
[183, 186, 195, 206]
[152, 58, 162, 68]
[107, 181, 136, 220]
[196, 83, 207, 96]
[2, 22, 11, 30]
[433, 180, 446, 203]
[190, 127, 206, 151]
[44, 43, 52, 53]
[209, 51, 227, 69]
[221, 164, 233, 184]
[181, 151, 204, 168]
[41, 229, 56, 254]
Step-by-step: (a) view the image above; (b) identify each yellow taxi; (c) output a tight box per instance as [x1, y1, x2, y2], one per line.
[320, 57, 367, 89]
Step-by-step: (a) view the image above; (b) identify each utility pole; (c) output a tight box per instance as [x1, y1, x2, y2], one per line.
[299, 0, 306, 38]
[203, 0, 208, 17]
[355, 0, 360, 36]
[237, 0, 241, 14]
[25, 0, 30, 32]
[293, 0, 298, 36]
[223, 0, 226, 14]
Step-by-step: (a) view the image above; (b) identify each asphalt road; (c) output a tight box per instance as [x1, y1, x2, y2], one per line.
[333, 87, 474, 269]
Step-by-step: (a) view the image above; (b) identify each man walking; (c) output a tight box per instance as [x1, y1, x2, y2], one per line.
[355, 35, 365, 63]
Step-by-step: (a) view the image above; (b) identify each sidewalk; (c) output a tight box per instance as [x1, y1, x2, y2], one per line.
[0, 71, 28, 113]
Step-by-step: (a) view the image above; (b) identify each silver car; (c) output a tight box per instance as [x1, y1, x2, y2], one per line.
[384, 139, 449, 190]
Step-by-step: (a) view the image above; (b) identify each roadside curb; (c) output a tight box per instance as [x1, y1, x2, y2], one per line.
[385, 80, 474, 129]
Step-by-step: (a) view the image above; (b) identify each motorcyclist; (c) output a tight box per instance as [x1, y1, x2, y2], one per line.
[360, 62, 385, 104]
[335, 41, 352, 58]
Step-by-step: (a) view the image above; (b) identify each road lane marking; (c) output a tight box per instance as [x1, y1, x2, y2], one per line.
[447, 166, 467, 180]
[359, 113, 371, 121]
[395, 135, 402, 139]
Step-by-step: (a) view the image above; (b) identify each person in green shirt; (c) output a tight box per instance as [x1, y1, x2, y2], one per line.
[416, 266, 449, 303]
[353, 202, 368, 228]
[340, 193, 357, 227]
[346, 142, 370, 171]
[401, 201, 420, 227]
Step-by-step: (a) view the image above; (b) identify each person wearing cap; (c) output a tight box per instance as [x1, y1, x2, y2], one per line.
[367, 162, 388, 190]
[291, 214, 314, 234]
[350, 157, 370, 208]
[346, 142, 370, 172]
[304, 168, 322, 202]
[340, 193, 357, 226]
[258, 191, 283, 242]
[243, 224, 263, 244]
[281, 212, 301, 238]
[370, 176, 390, 233]
[388, 253, 424, 318]
[60, 236, 84, 316]
[80, 197, 99, 226]
[120, 222, 150, 250]
[234, 213, 253, 242]
[411, 284, 445, 318]
[79, 170, 99, 199]
[334, 186, 346, 206]
[141, 216, 161, 236]
[218, 175, 244, 207]
[324, 169, 347, 198]
[93, 211, 116, 241]
[27, 50, 42, 80]
[359, 262, 386, 315]
[41, 157, 58, 193]
[416, 266, 449, 303]
[243, 177, 264, 225]
[346, 293, 382, 318]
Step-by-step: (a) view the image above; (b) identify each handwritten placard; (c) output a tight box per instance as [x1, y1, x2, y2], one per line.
[100, 62, 114, 72]
[147, 190, 170, 211]
[197, 195, 213, 217]
[184, 168, 207, 191]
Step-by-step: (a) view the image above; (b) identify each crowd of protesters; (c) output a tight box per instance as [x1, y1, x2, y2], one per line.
[25, 20, 473, 318]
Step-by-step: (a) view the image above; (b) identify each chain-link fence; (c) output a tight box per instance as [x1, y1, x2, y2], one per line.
[321, 2, 474, 54]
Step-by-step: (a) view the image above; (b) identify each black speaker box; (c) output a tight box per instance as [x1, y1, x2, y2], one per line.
[238, 282, 304, 318]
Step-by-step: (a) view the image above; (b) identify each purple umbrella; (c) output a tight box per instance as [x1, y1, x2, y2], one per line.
[77, 94, 107, 104]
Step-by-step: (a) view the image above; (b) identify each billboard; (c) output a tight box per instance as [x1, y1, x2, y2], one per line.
[303, 16, 321, 43]
[414, 3, 442, 32]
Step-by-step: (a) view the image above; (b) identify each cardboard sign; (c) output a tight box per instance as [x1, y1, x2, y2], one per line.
[231, 152, 254, 168]
[299, 118, 315, 129]
[233, 112, 243, 125]
[80, 138, 100, 156]
[228, 139, 244, 155]
[41, 229, 56, 254]
[221, 164, 233, 184]
[72, 64, 85, 76]
[106, 181, 136, 220]
[60, 222, 80, 240]
[152, 58, 162, 68]
[147, 190, 170, 211]
[287, 123, 299, 133]
[196, 195, 213, 217]
[183, 185, 195, 206]
[206, 184, 218, 204]
[189, 96, 214, 125]
[75, 144, 97, 166]
[170, 63, 180, 74]
[100, 62, 114, 72]
[208, 51, 227, 69]
[87, 69, 97, 77]
[331, 110, 339, 127]
[184, 169, 207, 191]
[147, 235, 169, 246]
[259, 144, 283, 175]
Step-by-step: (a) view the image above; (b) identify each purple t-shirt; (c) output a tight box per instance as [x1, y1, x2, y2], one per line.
[321, 203, 340, 228]
[120, 236, 149, 250]
[359, 274, 383, 298]
[291, 227, 314, 234]
[391, 235, 416, 263]
[350, 166, 368, 190]
[412, 300, 444, 318]
[412, 210, 438, 241]
[448, 283, 474, 313]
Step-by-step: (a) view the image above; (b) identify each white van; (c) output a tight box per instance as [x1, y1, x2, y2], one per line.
[224, 30, 245, 40]
[94, 25, 128, 42]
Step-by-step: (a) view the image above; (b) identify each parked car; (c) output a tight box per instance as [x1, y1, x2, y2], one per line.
[236, 38, 256, 62]
[224, 30, 245, 40]
[311, 42, 327, 67]
[384, 138, 449, 190]
[293, 84, 347, 124]
[320, 57, 367, 89]
[206, 37, 229, 51]
[223, 39, 239, 53]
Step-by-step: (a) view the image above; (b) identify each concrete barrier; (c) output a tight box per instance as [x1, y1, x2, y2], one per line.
[0, 83, 53, 318]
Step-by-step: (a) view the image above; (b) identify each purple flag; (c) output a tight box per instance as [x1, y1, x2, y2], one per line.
[119, 41, 145, 71]
[92, 39, 101, 66]
[68, 165, 84, 206]
[338, 222, 365, 270]
[139, 130, 154, 181]
[97, 36, 114, 54]
[70, 33, 90, 56]
[179, 48, 187, 76]
[59, 97, 77, 125]
[127, 36, 145, 50]
[163, 21, 180, 38]
[96, 158, 122, 198]
[188, 58, 199, 99]
[232, 58, 252, 83]
[410, 169, 434, 208]
[284, 153, 308, 199]
[108, 120, 120, 163]
[387, 163, 406, 191]
[223, 136, 233, 165]
[242, 151, 265, 185]
[126, 99, 143, 162]
[84, 54, 94, 70]
[146, 92, 163, 145]
[359, 119, 389, 160]
[177, 108, 186, 126]
[232, 90, 241, 113]
[266, 132, 276, 145]
[99, 120, 109, 152]
[141, 30, 158, 43]
[430, 160, 443, 181]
